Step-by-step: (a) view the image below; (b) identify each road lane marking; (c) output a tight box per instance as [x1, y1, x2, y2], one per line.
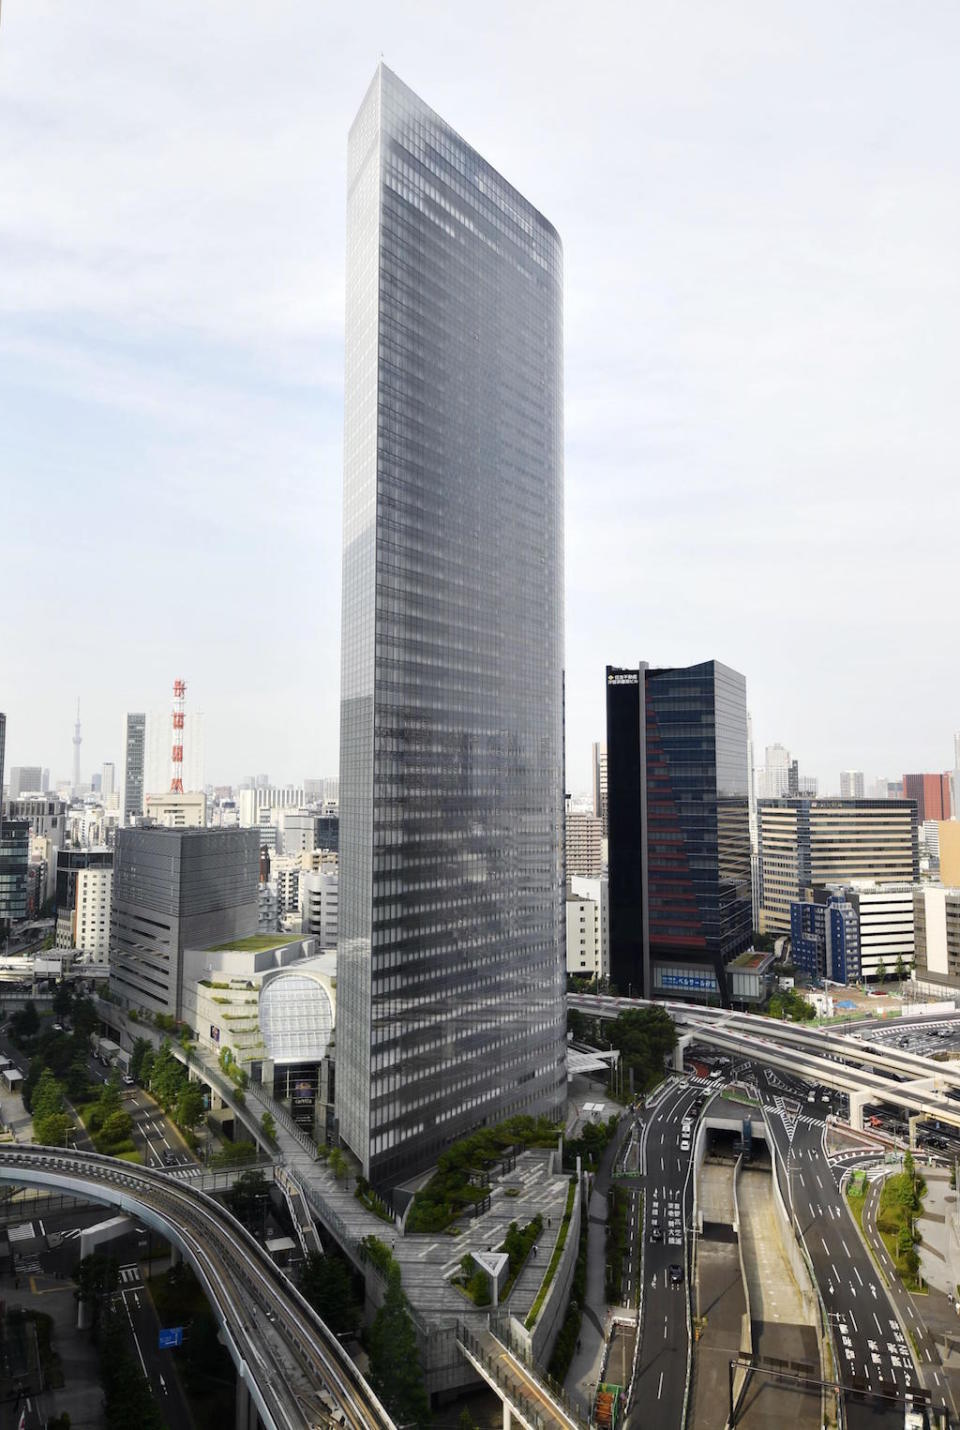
[657, 1371, 664, 1399]
[854, 1267, 863, 1286]
[821, 1237, 829, 1253]
[841, 1238, 850, 1256]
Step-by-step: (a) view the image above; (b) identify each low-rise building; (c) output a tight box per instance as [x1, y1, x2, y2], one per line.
[181, 935, 336, 1138]
[914, 885, 960, 986]
[300, 870, 338, 949]
[144, 791, 206, 828]
[566, 875, 609, 980]
[791, 890, 860, 983]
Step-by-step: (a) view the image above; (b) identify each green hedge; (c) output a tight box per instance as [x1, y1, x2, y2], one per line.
[407, 1114, 559, 1233]
[525, 1178, 576, 1329]
[548, 1195, 589, 1380]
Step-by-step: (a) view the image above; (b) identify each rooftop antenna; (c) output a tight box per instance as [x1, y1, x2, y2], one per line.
[170, 679, 186, 792]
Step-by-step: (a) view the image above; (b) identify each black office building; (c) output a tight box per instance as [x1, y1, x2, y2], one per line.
[606, 660, 752, 1005]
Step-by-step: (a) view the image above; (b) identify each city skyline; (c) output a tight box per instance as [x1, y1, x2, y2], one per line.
[4, 5, 960, 795]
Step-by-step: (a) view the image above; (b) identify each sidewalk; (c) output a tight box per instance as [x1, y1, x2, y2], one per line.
[860, 1172, 958, 1421]
[563, 1115, 632, 1416]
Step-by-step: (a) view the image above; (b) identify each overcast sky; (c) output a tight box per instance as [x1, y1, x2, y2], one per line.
[2, 1, 959, 794]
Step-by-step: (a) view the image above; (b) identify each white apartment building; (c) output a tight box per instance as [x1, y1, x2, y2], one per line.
[848, 881, 915, 979]
[275, 861, 302, 917]
[757, 744, 791, 800]
[569, 875, 609, 978]
[840, 770, 865, 799]
[566, 893, 602, 979]
[75, 867, 113, 963]
[237, 786, 305, 827]
[300, 870, 338, 950]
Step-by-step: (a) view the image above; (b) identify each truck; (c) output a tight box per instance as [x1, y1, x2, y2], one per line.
[91, 1035, 122, 1068]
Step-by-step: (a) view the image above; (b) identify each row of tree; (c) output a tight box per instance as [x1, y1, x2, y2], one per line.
[130, 1036, 205, 1135]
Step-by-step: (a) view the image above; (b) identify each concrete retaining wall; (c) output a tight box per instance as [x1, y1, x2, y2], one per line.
[506, 1175, 582, 1370]
[764, 1136, 816, 1323]
[730, 1154, 753, 1410]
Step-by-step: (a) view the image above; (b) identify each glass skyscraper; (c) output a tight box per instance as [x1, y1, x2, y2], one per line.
[337, 65, 566, 1187]
[606, 660, 752, 1004]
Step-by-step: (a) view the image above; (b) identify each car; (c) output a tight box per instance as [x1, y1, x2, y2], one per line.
[162, 1149, 177, 1167]
[669, 1263, 684, 1284]
[122, 1075, 134, 1086]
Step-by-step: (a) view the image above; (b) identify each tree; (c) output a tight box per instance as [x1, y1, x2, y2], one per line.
[52, 982, 74, 1018]
[260, 1110, 277, 1142]
[175, 1080, 205, 1131]
[99, 1070, 122, 1117]
[99, 1303, 166, 1428]
[368, 1265, 430, 1429]
[299, 1252, 361, 1335]
[150, 1041, 186, 1110]
[895, 954, 908, 986]
[32, 1068, 65, 1122]
[34, 1111, 72, 1146]
[98, 1110, 133, 1150]
[74, 1252, 120, 1334]
[129, 1037, 152, 1084]
[606, 1006, 677, 1089]
[64, 1054, 92, 1102]
[226, 1169, 269, 1232]
[329, 1147, 348, 1181]
[875, 960, 888, 985]
[210, 1139, 257, 1168]
[10, 999, 40, 1045]
[71, 997, 98, 1040]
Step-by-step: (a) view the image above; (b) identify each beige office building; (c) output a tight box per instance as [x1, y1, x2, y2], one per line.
[914, 885, 960, 985]
[566, 810, 603, 878]
[937, 822, 960, 887]
[758, 798, 919, 933]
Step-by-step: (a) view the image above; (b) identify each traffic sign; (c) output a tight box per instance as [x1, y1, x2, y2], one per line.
[158, 1326, 184, 1349]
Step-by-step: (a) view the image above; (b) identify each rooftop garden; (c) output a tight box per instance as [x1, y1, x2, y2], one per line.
[205, 934, 297, 953]
[406, 1115, 560, 1234]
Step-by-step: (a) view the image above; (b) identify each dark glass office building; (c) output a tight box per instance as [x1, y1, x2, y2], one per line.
[110, 827, 259, 1018]
[121, 712, 146, 826]
[606, 660, 752, 1004]
[0, 820, 29, 932]
[337, 65, 566, 1186]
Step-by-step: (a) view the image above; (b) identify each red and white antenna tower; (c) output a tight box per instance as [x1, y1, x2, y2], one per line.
[170, 678, 186, 792]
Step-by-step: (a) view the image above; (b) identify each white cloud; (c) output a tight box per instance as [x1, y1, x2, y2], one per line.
[2, 0, 959, 790]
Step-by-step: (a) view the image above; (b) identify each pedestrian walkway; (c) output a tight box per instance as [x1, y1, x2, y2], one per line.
[563, 1117, 631, 1417]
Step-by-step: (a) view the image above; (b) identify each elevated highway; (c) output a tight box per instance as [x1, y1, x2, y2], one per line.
[569, 994, 960, 1136]
[0, 1146, 395, 1430]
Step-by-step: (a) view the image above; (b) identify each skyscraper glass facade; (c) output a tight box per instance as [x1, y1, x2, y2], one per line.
[337, 65, 566, 1186]
[122, 713, 146, 826]
[607, 661, 752, 1003]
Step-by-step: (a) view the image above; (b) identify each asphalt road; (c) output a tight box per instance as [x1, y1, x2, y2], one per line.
[859, 1172, 957, 1421]
[123, 1084, 197, 1172]
[628, 1078, 703, 1429]
[753, 1063, 921, 1429]
[113, 1258, 194, 1430]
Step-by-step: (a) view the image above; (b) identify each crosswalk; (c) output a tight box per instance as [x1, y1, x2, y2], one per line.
[165, 1164, 203, 1181]
[119, 1264, 141, 1285]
